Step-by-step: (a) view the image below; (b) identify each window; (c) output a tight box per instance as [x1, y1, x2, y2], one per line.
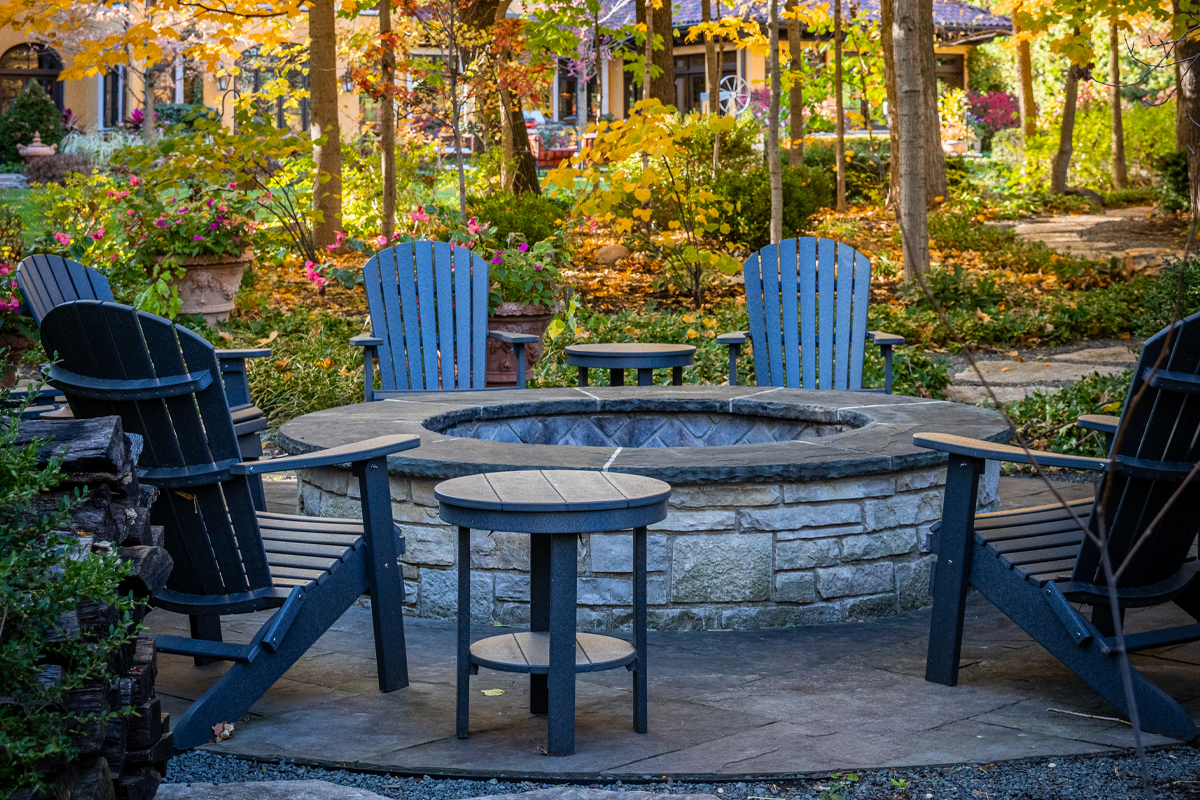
[100, 68, 125, 129]
[0, 43, 63, 115]
[673, 52, 736, 115]
[238, 46, 310, 132]
[558, 72, 595, 124]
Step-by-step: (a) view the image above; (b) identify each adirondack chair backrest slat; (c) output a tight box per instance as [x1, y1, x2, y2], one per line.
[1075, 311, 1200, 589]
[362, 241, 491, 392]
[743, 238, 872, 390]
[17, 254, 115, 324]
[41, 301, 272, 599]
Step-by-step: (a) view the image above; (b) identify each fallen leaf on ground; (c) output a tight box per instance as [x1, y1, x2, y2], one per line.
[480, 688, 505, 696]
[212, 722, 235, 741]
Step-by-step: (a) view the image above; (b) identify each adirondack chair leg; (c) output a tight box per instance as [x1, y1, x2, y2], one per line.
[514, 342, 527, 389]
[354, 455, 408, 692]
[1090, 604, 1125, 638]
[925, 456, 983, 686]
[1173, 577, 1200, 622]
[361, 345, 377, 403]
[726, 343, 741, 387]
[188, 615, 224, 667]
[969, 542, 1200, 742]
[881, 344, 894, 394]
[169, 546, 371, 750]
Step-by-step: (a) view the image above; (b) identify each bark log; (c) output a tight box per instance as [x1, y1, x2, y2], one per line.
[769, 0, 784, 241]
[918, 0, 945, 205]
[894, 0, 929, 281]
[1015, 14, 1037, 137]
[309, 0, 344, 249]
[1051, 62, 1082, 194]
[380, 0, 396, 238]
[834, 0, 848, 212]
[787, 0, 804, 167]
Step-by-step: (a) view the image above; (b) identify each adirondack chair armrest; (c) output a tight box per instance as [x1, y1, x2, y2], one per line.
[913, 432, 1110, 471]
[214, 349, 271, 408]
[1077, 414, 1119, 435]
[230, 433, 421, 476]
[487, 330, 538, 344]
[867, 331, 904, 394]
[216, 348, 272, 360]
[487, 331, 535, 389]
[716, 331, 748, 345]
[350, 335, 384, 402]
[867, 331, 905, 347]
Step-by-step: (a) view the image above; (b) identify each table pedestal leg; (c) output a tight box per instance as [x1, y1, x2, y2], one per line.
[637, 368, 653, 386]
[529, 535, 550, 714]
[672, 366, 683, 386]
[610, 368, 625, 387]
[577, 367, 588, 387]
[456, 526, 471, 739]
[548, 532, 577, 756]
[633, 525, 647, 732]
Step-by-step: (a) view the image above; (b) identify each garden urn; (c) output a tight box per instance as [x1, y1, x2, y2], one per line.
[486, 301, 554, 386]
[166, 249, 253, 325]
[16, 131, 56, 160]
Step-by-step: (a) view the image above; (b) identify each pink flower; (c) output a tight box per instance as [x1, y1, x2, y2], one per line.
[304, 260, 326, 288]
[518, 242, 529, 252]
[375, 235, 388, 247]
[129, 174, 142, 187]
[193, 235, 205, 241]
[327, 230, 350, 251]
[491, 256, 503, 265]
[53, 232, 71, 247]
[126, 209, 135, 216]
[467, 216, 482, 235]
[534, 263, 543, 270]
[91, 228, 105, 241]
[228, 182, 237, 189]
[178, 207, 189, 214]
[0, 265, 8, 276]
[409, 205, 429, 223]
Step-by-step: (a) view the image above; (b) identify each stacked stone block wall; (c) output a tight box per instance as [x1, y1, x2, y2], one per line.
[297, 463, 1000, 630]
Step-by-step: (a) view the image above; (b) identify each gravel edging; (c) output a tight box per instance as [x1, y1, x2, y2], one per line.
[167, 747, 1200, 800]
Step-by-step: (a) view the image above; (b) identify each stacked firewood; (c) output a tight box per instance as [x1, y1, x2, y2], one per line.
[18, 416, 174, 800]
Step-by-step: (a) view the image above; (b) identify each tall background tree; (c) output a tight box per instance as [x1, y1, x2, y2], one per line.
[893, 0, 930, 280]
[308, 0, 342, 249]
[768, 0, 784, 239]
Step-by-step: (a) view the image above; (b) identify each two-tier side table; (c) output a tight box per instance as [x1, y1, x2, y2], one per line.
[435, 469, 671, 756]
[565, 343, 696, 387]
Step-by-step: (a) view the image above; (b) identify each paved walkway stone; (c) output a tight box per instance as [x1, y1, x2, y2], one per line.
[159, 780, 390, 800]
[1004, 206, 1186, 272]
[945, 343, 1139, 406]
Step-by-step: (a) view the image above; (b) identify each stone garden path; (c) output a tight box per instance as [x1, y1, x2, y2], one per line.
[944, 343, 1138, 406]
[999, 205, 1189, 272]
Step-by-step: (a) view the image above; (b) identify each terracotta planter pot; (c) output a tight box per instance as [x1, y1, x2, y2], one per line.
[941, 139, 968, 155]
[486, 302, 554, 387]
[0, 331, 36, 389]
[164, 250, 253, 325]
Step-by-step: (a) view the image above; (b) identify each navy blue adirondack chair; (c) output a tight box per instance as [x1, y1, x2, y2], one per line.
[916, 312, 1200, 741]
[719, 238, 905, 393]
[16, 254, 272, 466]
[41, 300, 419, 750]
[352, 241, 538, 400]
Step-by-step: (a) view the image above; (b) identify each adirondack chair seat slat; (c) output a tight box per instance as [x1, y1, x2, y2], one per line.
[232, 404, 270, 433]
[917, 310, 1200, 743]
[723, 238, 902, 393]
[40, 300, 418, 750]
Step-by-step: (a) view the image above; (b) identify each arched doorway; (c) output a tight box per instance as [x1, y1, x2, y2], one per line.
[0, 43, 63, 115]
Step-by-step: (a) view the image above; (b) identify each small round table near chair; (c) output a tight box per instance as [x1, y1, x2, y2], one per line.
[565, 343, 696, 387]
[435, 469, 671, 756]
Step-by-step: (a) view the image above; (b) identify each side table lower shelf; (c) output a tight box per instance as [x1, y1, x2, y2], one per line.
[470, 632, 636, 674]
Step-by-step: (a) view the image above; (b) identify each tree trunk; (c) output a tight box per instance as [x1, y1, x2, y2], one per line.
[768, 0, 783, 241]
[918, 0, 945, 205]
[1109, 21, 1128, 190]
[380, 0, 395, 239]
[1179, 3, 1200, 207]
[637, 0, 674, 105]
[834, 0, 847, 212]
[1051, 63, 1081, 194]
[309, 0, 343, 250]
[641, 0, 654, 102]
[893, 0, 929, 281]
[786, 0, 804, 167]
[142, 69, 157, 144]
[1015, 14, 1037, 137]
[881, 0, 899, 208]
[703, 0, 718, 114]
[494, 0, 538, 193]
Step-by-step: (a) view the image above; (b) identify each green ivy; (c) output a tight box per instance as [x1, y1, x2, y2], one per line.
[1004, 370, 1132, 458]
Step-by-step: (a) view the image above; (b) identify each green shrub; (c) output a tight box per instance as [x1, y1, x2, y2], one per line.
[802, 139, 890, 205]
[0, 383, 138, 793]
[1157, 151, 1189, 212]
[468, 191, 568, 245]
[713, 163, 831, 250]
[1134, 257, 1200, 336]
[0, 82, 65, 165]
[680, 113, 761, 173]
[154, 103, 218, 129]
[1005, 369, 1132, 458]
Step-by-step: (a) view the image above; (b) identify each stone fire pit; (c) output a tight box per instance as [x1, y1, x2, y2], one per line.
[280, 386, 1008, 630]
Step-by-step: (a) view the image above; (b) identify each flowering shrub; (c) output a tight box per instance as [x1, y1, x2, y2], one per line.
[116, 176, 255, 263]
[938, 88, 971, 141]
[967, 91, 1020, 138]
[0, 206, 34, 341]
[487, 231, 565, 310]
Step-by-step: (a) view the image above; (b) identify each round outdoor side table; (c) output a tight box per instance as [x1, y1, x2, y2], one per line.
[565, 343, 696, 387]
[435, 469, 671, 756]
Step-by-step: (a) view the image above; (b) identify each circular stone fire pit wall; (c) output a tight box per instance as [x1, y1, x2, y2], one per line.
[282, 388, 1006, 631]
